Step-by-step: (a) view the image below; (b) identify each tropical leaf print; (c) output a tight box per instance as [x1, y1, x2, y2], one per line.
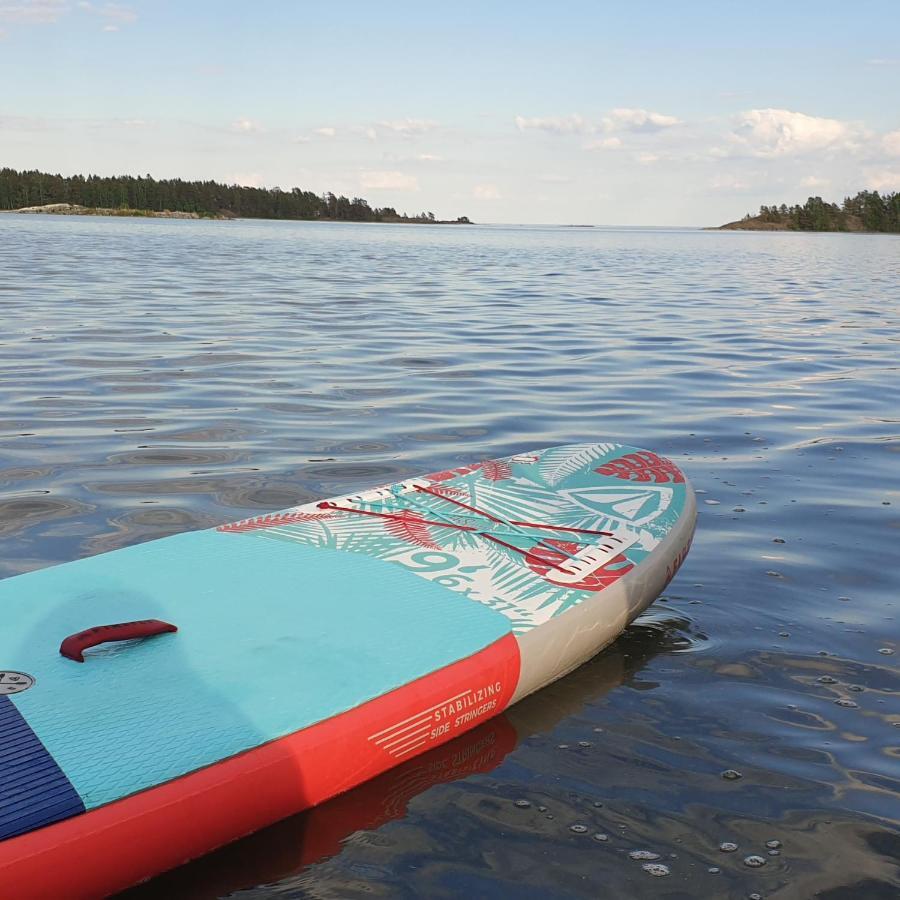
[472, 480, 569, 523]
[423, 484, 466, 498]
[217, 510, 337, 533]
[384, 516, 441, 549]
[480, 459, 512, 482]
[324, 526, 404, 557]
[213, 442, 687, 633]
[595, 450, 684, 484]
[425, 462, 483, 482]
[438, 527, 484, 553]
[486, 553, 540, 596]
[538, 443, 618, 486]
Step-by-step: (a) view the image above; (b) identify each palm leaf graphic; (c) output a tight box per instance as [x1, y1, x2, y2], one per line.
[480, 459, 512, 482]
[217, 510, 336, 533]
[384, 516, 440, 549]
[537, 443, 618, 486]
[473, 481, 569, 522]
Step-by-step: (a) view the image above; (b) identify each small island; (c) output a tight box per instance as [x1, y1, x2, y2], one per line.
[0, 168, 472, 225]
[716, 190, 899, 233]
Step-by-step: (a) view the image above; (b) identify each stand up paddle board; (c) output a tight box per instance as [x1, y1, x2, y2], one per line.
[0, 442, 695, 897]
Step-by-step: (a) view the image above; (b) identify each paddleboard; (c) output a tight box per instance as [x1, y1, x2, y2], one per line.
[0, 441, 695, 897]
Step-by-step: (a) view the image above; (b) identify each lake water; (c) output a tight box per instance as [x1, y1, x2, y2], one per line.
[1, 215, 898, 898]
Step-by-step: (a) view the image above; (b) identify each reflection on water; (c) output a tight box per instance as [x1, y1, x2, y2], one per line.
[1, 217, 898, 897]
[121, 619, 687, 899]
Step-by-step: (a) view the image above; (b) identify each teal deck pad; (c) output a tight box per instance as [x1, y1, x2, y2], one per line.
[0, 530, 511, 810]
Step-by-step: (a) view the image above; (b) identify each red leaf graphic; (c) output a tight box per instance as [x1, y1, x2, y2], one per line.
[480, 459, 512, 482]
[595, 451, 684, 484]
[384, 516, 441, 549]
[425, 484, 466, 498]
[218, 511, 336, 533]
[426, 462, 483, 483]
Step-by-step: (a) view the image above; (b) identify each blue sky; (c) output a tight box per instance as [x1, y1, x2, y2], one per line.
[2, 1, 899, 224]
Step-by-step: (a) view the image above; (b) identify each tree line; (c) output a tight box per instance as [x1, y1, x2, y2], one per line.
[745, 190, 900, 232]
[0, 168, 470, 223]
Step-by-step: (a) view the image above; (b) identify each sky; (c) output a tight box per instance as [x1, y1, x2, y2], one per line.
[2, 1, 900, 225]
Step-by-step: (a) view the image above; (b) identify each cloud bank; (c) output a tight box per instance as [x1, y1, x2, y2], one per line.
[729, 108, 863, 158]
[515, 108, 680, 136]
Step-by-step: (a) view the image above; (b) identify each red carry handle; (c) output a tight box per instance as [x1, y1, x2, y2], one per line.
[59, 619, 178, 662]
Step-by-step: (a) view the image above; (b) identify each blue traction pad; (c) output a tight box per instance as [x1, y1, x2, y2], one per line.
[0, 695, 85, 841]
[0, 529, 511, 812]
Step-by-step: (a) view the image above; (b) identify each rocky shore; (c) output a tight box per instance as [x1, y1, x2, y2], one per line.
[6, 203, 219, 219]
[713, 215, 868, 232]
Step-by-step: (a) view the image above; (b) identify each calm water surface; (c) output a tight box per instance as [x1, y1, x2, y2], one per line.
[1, 216, 898, 898]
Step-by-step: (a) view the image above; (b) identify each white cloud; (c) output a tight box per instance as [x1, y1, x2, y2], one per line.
[417, 153, 443, 162]
[231, 118, 260, 134]
[710, 173, 752, 192]
[800, 175, 830, 189]
[602, 108, 680, 132]
[731, 108, 860, 158]
[583, 136, 622, 150]
[228, 173, 265, 188]
[292, 135, 311, 144]
[347, 125, 377, 140]
[883, 130, 900, 156]
[538, 173, 572, 183]
[0, 1, 134, 33]
[314, 126, 336, 138]
[77, 1, 135, 26]
[865, 169, 900, 192]
[0, 1, 68, 24]
[636, 152, 659, 164]
[359, 170, 419, 191]
[516, 108, 678, 137]
[377, 118, 437, 136]
[515, 114, 589, 135]
[866, 58, 900, 66]
[473, 183, 501, 200]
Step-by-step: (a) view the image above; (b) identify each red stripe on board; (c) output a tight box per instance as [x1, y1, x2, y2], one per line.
[138, 716, 521, 897]
[0, 633, 520, 900]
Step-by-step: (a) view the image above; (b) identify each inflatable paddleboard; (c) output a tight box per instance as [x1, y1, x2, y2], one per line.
[0, 442, 695, 897]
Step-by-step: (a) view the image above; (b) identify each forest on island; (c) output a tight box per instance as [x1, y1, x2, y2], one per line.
[742, 190, 900, 232]
[0, 168, 470, 223]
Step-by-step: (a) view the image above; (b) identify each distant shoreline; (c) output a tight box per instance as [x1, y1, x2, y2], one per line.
[711, 218, 874, 233]
[3, 203, 474, 225]
[712, 190, 899, 234]
[5, 203, 217, 219]
[710, 219, 897, 233]
[712, 218, 797, 232]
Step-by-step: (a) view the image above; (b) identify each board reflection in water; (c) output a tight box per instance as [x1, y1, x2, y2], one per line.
[121, 621, 674, 898]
